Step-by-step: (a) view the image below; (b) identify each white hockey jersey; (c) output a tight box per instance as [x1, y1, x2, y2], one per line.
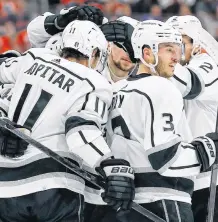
[106, 74, 202, 204]
[0, 48, 112, 198]
[170, 62, 205, 100]
[183, 53, 218, 190]
[185, 53, 218, 138]
[27, 12, 54, 48]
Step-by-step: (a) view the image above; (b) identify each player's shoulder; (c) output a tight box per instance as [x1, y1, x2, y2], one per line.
[127, 74, 183, 102]
[63, 61, 112, 91]
[23, 48, 58, 59]
[130, 74, 181, 93]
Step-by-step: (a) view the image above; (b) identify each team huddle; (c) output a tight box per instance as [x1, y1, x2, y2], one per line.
[0, 4, 217, 222]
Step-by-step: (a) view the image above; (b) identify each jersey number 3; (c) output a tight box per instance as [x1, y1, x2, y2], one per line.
[13, 83, 52, 129]
[162, 113, 174, 131]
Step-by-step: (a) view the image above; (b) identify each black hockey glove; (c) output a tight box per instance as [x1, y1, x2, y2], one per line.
[100, 21, 136, 63]
[0, 50, 21, 59]
[45, 5, 104, 35]
[191, 133, 218, 172]
[96, 158, 135, 211]
[0, 50, 21, 65]
[0, 121, 30, 158]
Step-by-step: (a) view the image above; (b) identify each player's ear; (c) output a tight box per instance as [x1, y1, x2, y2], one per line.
[142, 46, 152, 63]
[90, 48, 100, 69]
[92, 48, 100, 58]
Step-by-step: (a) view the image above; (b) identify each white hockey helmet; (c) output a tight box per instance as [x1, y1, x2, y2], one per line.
[60, 7, 75, 15]
[45, 33, 63, 54]
[62, 20, 108, 72]
[166, 16, 202, 53]
[117, 16, 139, 27]
[132, 20, 182, 72]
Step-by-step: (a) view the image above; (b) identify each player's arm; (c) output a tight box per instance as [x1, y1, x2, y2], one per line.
[0, 53, 32, 158]
[0, 93, 29, 158]
[175, 108, 193, 142]
[65, 80, 135, 211]
[27, 12, 54, 48]
[186, 54, 218, 101]
[170, 63, 205, 100]
[0, 83, 13, 115]
[27, 5, 105, 48]
[65, 88, 112, 169]
[0, 57, 22, 84]
[0, 50, 33, 84]
[143, 86, 218, 177]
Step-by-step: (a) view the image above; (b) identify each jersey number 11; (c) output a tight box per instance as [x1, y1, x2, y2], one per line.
[13, 83, 52, 129]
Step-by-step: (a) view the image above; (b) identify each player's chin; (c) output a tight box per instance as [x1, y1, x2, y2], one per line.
[169, 66, 175, 74]
[164, 70, 174, 78]
[122, 61, 134, 70]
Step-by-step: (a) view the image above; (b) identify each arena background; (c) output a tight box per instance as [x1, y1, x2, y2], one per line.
[0, 0, 217, 53]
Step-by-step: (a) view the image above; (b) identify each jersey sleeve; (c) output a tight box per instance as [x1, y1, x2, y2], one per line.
[27, 12, 53, 48]
[143, 82, 201, 177]
[0, 56, 26, 84]
[170, 63, 204, 100]
[0, 83, 14, 115]
[0, 49, 37, 84]
[176, 108, 193, 142]
[65, 79, 113, 170]
[187, 53, 218, 102]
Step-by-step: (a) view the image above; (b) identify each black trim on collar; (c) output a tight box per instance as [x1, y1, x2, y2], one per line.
[128, 73, 152, 81]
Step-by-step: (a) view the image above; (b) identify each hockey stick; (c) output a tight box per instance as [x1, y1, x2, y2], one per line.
[206, 110, 218, 222]
[0, 118, 166, 222]
[207, 163, 218, 222]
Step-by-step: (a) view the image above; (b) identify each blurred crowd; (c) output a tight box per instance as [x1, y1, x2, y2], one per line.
[0, 0, 218, 53]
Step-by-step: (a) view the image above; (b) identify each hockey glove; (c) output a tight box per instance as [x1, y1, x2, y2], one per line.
[100, 21, 136, 63]
[191, 133, 218, 172]
[0, 121, 30, 158]
[0, 50, 21, 65]
[96, 158, 135, 211]
[45, 5, 104, 35]
[0, 50, 21, 59]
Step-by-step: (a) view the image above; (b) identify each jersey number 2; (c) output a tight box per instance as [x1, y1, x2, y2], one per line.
[13, 83, 52, 129]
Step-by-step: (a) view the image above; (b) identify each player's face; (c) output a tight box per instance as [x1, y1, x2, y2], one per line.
[156, 43, 182, 78]
[181, 35, 193, 65]
[110, 43, 134, 73]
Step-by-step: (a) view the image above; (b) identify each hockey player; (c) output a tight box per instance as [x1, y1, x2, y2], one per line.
[166, 15, 218, 222]
[90, 20, 218, 222]
[0, 20, 135, 221]
[166, 17, 205, 101]
[100, 17, 139, 83]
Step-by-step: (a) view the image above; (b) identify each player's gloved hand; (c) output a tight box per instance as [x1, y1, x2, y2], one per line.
[56, 5, 104, 29]
[0, 50, 21, 65]
[191, 133, 218, 172]
[100, 21, 136, 63]
[0, 50, 21, 58]
[96, 158, 135, 211]
[0, 120, 30, 158]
